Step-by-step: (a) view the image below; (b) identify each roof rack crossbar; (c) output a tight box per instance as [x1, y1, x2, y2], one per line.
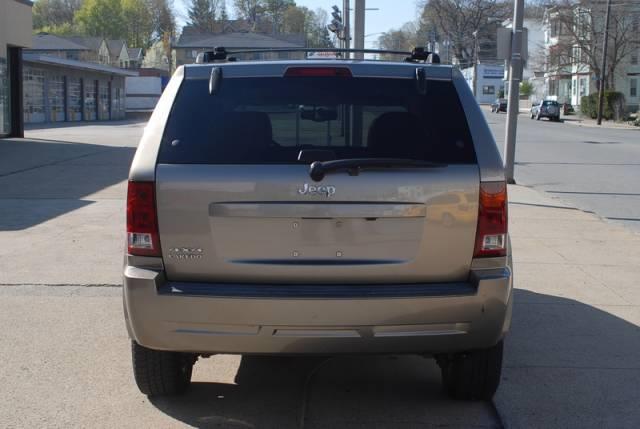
[195, 47, 442, 64]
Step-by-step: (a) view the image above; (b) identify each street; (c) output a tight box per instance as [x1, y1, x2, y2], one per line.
[486, 109, 640, 232]
[0, 116, 639, 428]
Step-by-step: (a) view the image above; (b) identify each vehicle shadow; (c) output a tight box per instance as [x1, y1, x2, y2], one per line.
[148, 288, 640, 428]
[495, 288, 640, 428]
[0, 138, 135, 230]
[151, 354, 497, 428]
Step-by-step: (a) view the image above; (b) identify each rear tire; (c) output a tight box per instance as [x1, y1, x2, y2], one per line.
[438, 340, 504, 401]
[131, 341, 196, 397]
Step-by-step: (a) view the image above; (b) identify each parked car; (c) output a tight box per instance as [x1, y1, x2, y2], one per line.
[123, 49, 513, 401]
[490, 98, 508, 113]
[531, 100, 561, 121]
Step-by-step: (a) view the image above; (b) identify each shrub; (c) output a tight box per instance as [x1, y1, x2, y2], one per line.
[580, 95, 595, 118]
[579, 91, 626, 121]
[520, 81, 534, 97]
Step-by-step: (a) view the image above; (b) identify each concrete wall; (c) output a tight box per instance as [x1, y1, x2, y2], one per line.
[0, 0, 33, 57]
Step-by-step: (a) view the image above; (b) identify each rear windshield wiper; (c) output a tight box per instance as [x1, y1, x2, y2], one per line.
[309, 158, 447, 182]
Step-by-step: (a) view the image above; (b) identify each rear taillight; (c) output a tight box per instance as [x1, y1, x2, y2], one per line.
[126, 181, 161, 257]
[284, 67, 352, 77]
[473, 181, 507, 258]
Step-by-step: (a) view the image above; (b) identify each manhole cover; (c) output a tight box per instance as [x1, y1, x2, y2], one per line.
[583, 141, 621, 144]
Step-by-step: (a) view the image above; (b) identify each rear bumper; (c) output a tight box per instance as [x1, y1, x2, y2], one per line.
[123, 267, 513, 355]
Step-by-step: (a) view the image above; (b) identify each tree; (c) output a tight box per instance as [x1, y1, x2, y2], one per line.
[122, 0, 154, 48]
[520, 80, 534, 97]
[378, 23, 419, 57]
[33, 0, 82, 30]
[234, 0, 265, 24]
[282, 5, 306, 34]
[220, 0, 229, 22]
[549, 0, 637, 91]
[280, 6, 334, 47]
[149, 0, 176, 61]
[418, 0, 511, 67]
[187, 0, 221, 32]
[264, 0, 295, 33]
[74, 0, 127, 39]
[150, 0, 176, 39]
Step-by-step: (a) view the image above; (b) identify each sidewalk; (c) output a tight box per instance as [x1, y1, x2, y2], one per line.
[498, 185, 640, 428]
[562, 116, 639, 130]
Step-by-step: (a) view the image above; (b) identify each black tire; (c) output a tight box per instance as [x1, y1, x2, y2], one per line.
[438, 340, 504, 401]
[131, 341, 196, 397]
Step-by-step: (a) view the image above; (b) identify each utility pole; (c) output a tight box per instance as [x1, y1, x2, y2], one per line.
[472, 31, 479, 97]
[354, 0, 365, 60]
[596, 0, 612, 126]
[343, 0, 350, 58]
[503, 0, 525, 184]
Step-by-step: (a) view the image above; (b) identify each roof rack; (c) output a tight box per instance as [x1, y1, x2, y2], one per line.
[195, 47, 441, 64]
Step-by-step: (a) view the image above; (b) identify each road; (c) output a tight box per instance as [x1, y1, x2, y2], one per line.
[485, 109, 640, 232]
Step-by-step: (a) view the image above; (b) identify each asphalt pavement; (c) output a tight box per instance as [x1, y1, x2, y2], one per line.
[1, 118, 639, 428]
[485, 108, 640, 232]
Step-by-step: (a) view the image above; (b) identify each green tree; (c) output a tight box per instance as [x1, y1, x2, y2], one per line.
[264, 0, 294, 33]
[122, 0, 154, 48]
[37, 22, 77, 36]
[282, 5, 305, 34]
[33, 0, 82, 30]
[75, 0, 126, 39]
[519, 80, 534, 97]
[187, 0, 221, 32]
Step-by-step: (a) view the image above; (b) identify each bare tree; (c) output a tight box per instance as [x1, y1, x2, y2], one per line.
[418, 0, 511, 67]
[548, 0, 637, 90]
[234, 0, 265, 24]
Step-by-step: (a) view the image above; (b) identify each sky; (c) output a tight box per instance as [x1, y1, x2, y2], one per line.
[174, 0, 422, 48]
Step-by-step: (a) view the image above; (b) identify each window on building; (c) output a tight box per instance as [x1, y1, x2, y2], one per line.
[632, 52, 638, 65]
[631, 79, 637, 98]
[483, 85, 495, 95]
[0, 57, 9, 135]
[580, 77, 588, 97]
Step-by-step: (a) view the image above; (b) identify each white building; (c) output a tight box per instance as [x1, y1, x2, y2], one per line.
[543, 4, 640, 111]
[461, 64, 506, 104]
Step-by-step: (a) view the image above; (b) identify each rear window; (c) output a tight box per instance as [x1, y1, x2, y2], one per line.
[158, 75, 476, 164]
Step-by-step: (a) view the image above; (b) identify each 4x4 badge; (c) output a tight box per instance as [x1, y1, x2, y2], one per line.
[298, 183, 336, 197]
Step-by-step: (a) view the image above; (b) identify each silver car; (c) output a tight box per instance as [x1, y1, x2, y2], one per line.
[123, 51, 513, 400]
